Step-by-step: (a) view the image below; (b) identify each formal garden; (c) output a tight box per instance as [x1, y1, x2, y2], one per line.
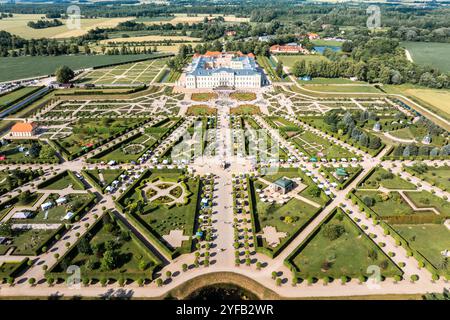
[47, 212, 162, 283]
[286, 208, 403, 281]
[0, 140, 58, 164]
[230, 92, 257, 101]
[250, 169, 329, 255]
[358, 167, 417, 190]
[52, 117, 146, 159]
[116, 170, 201, 258]
[38, 170, 86, 191]
[190, 92, 217, 102]
[405, 163, 450, 191]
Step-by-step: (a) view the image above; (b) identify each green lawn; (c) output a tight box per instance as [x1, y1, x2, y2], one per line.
[0, 228, 55, 256]
[230, 92, 257, 101]
[0, 87, 39, 109]
[53, 215, 160, 275]
[402, 41, 450, 73]
[277, 55, 328, 69]
[412, 165, 450, 191]
[404, 191, 450, 216]
[254, 184, 320, 251]
[40, 172, 84, 190]
[191, 92, 218, 102]
[302, 84, 382, 94]
[291, 210, 402, 279]
[355, 190, 414, 217]
[56, 118, 143, 156]
[394, 224, 449, 272]
[0, 54, 166, 82]
[359, 167, 417, 190]
[0, 140, 57, 163]
[120, 171, 199, 252]
[291, 130, 356, 159]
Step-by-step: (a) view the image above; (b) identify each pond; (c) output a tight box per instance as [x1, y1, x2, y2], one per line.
[313, 46, 341, 54]
[187, 283, 259, 300]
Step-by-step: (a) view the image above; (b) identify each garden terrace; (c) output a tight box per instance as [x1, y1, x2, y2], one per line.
[51, 118, 148, 160]
[0, 168, 44, 196]
[403, 191, 450, 216]
[230, 92, 257, 102]
[47, 212, 162, 283]
[357, 167, 417, 190]
[286, 208, 403, 280]
[320, 165, 363, 190]
[243, 117, 289, 161]
[249, 168, 329, 257]
[190, 92, 218, 102]
[0, 140, 58, 164]
[0, 258, 29, 282]
[404, 164, 450, 191]
[116, 169, 201, 258]
[230, 105, 261, 115]
[263, 116, 301, 140]
[289, 129, 357, 160]
[10, 192, 96, 224]
[299, 116, 385, 157]
[0, 225, 65, 256]
[89, 117, 180, 164]
[82, 169, 124, 193]
[77, 57, 170, 85]
[394, 224, 449, 277]
[37, 171, 86, 191]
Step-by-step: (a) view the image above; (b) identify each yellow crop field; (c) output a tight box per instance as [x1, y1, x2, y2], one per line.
[404, 89, 450, 118]
[142, 13, 250, 25]
[100, 35, 201, 44]
[0, 14, 133, 39]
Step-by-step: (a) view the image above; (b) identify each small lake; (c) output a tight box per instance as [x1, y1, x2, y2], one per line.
[187, 283, 259, 300]
[313, 46, 342, 54]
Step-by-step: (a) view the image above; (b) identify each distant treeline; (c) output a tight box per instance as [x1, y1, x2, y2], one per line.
[291, 37, 449, 89]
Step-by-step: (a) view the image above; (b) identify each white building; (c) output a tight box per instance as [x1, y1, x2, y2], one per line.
[179, 51, 263, 89]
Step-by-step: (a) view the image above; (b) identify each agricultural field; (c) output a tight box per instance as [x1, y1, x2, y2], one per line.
[136, 13, 250, 25]
[78, 57, 169, 85]
[0, 54, 163, 83]
[402, 89, 450, 121]
[100, 35, 201, 44]
[402, 41, 450, 73]
[0, 14, 133, 39]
